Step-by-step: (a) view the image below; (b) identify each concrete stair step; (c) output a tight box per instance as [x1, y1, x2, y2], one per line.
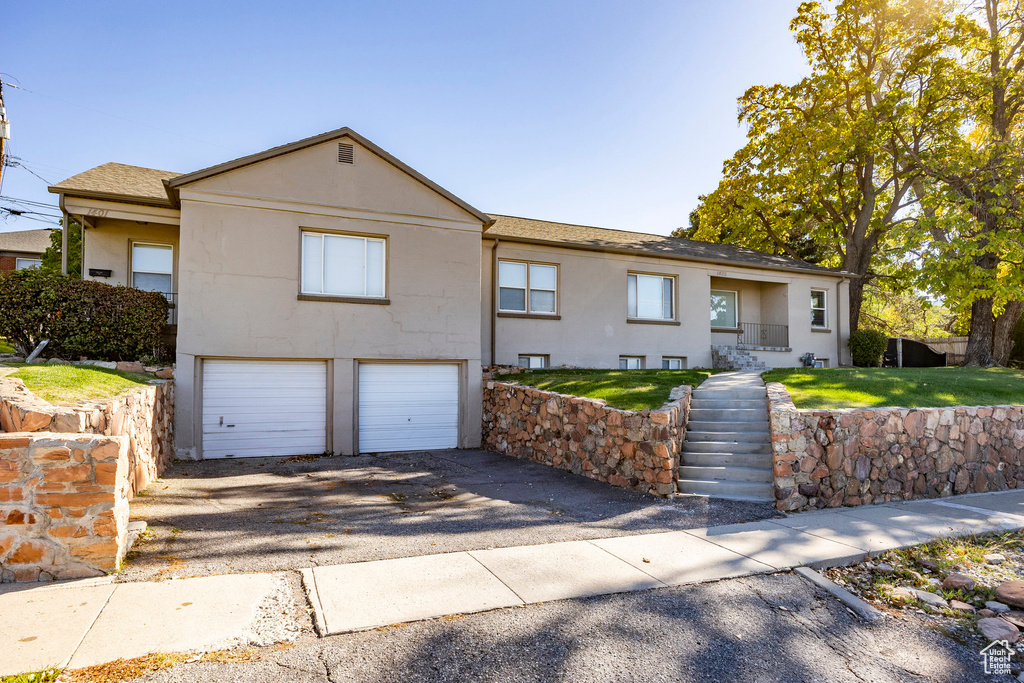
[689, 408, 767, 422]
[689, 399, 766, 409]
[676, 479, 775, 502]
[682, 440, 771, 454]
[687, 421, 770, 433]
[691, 389, 767, 400]
[682, 452, 773, 468]
[685, 431, 771, 444]
[678, 465, 772, 483]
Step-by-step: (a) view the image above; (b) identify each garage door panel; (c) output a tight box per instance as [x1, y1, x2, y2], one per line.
[202, 360, 327, 459]
[358, 364, 459, 453]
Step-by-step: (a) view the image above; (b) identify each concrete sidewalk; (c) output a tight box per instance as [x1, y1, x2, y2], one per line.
[4, 489, 1024, 676]
[301, 490, 1024, 635]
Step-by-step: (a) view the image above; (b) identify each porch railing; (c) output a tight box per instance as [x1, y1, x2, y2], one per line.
[737, 322, 789, 348]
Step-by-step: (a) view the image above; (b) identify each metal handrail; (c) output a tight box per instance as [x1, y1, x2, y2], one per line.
[737, 322, 789, 348]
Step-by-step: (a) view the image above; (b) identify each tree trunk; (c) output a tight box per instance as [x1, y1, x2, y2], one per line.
[993, 300, 1024, 365]
[848, 276, 865, 334]
[963, 297, 996, 366]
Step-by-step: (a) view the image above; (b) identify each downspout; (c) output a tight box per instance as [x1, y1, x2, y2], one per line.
[58, 195, 69, 275]
[837, 277, 847, 366]
[490, 238, 500, 366]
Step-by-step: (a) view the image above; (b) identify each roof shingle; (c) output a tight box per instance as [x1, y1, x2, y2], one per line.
[48, 163, 180, 205]
[486, 214, 845, 277]
[0, 228, 53, 255]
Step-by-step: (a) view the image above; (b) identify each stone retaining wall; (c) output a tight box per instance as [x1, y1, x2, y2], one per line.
[0, 378, 173, 497]
[768, 382, 1024, 512]
[482, 382, 691, 497]
[0, 433, 131, 582]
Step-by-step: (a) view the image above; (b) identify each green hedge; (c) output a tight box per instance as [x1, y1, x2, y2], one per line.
[0, 269, 169, 361]
[848, 329, 889, 367]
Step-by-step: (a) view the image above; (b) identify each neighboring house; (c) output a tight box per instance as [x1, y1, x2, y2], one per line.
[0, 228, 51, 272]
[48, 127, 851, 460]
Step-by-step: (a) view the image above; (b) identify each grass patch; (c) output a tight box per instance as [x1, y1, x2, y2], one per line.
[495, 369, 716, 411]
[762, 367, 1024, 409]
[0, 669, 61, 683]
[61, 649, 258, 682]
[1, 363, 152, 404]
[0, 337, 14, 354]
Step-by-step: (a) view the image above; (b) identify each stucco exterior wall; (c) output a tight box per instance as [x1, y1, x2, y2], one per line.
[173, 138, 486, 457]
[81, 218, 180, 289]
[483, 239, 850, 369]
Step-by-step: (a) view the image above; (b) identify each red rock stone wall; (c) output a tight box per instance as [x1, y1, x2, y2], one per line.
[0, 378, 173, 497]
[0, 433, 130, 582]
[768, 382, 1024, 512]
[482, 381, 690, 497]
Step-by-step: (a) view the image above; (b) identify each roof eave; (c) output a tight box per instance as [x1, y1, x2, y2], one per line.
[47, 186, 175, 209]
[485, 234, 853, 278]
[166, 127, 494, 228]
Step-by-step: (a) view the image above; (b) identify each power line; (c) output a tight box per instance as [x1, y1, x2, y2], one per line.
[0, 195, 59, 209]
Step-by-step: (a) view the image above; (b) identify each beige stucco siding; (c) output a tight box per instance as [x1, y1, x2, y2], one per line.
[484, 240, 850, 369]
[173, 138, 485, 458]
[81, 218, 180, 289]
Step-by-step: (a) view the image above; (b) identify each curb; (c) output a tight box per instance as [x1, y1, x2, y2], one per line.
[300, 568, 328, 636]
[794, 566, 884, 622]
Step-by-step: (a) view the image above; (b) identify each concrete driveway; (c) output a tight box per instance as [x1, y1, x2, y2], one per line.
[122, 449, 777, 581]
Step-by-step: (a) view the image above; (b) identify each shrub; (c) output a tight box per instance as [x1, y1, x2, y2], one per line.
[848, 328, 889, 367]
[0, 269, 169, 361]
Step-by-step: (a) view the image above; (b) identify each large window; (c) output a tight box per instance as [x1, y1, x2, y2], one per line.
[132, 243, 173, 295]
[619, 356, 643, 370]
[662, 357, 686, 370]
[15, 258, 41, 270]
[627, 273, 673, 320]
[710, 289, 738, 329]
[302, 232, 385, 298]
[811, 289, 828, 328]
[498, 261, 557, 314]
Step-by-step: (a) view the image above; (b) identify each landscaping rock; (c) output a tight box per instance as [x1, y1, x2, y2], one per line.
[1002, 611, 1024, 630]
[995, 581, 1024, 609]
[155, 368, 174, 379]
[912, 589, 948, 608]
[874, 563, 894, 575]
[45, 358, 69, 365]
[116, 361, 145, 373]
[987, 600, 1012, 613]
[948, 600, 975, 613]
[942, 573, 976, 591]
[883, 586, 916, 602]
[979, 609, 997, 618]
[986, 553, 1007, 565]
[917, 560, 939, 572]
[978, 617, 1020, 643]
[80, 360, 117, 370]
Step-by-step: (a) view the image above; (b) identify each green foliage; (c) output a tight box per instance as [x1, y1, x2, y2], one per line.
[40, 220, 81, 277]
[0, 668, 62, 683]
[762, 367, 1024, 408]
[6, 364, 152, 403]
[494, 369, 716, 412]
[860, 283, 960, 339]
[848, 329, 890, 367]
[0, 269, 168, 361]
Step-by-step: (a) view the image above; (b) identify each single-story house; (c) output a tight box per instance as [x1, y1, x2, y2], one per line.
[0, 228, 51, 272]
[48, 127, 851, 460]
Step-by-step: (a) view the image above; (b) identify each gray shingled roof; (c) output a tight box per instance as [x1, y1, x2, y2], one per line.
[486, 214, 846, 277]
[0, 228, 53, 255]
[48, 163, 180, 205]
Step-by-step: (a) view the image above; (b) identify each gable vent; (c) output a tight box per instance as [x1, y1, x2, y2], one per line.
[337, 143, 354, 164]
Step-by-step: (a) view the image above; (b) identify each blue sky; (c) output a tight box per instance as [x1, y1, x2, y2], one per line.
[1, 1, 807, 235]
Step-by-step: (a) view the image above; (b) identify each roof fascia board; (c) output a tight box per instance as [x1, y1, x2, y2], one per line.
[47, 185, 174, 209]
[486, 234, 853, 278]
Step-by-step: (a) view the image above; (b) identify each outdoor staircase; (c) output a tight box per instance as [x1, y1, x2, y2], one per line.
[710, 345, 767, 371]
[677, 372, 774, 502]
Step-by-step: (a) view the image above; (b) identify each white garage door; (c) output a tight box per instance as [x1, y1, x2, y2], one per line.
[358, 363, 459, 453]
[202, 360, 327, 459]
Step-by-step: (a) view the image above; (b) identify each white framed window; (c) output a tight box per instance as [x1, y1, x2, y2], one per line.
[619, 356, 643, 370]
[710, 289, 738, 329]
[627, 273, 674, 320]
[15, 258, 41, 270]
[662, 357, 686, 370]
[498, 261, 557, 314]
[517, 354, 548, 369]
[813, 358, 828, 368]
[131, 243, 173, 295]
[302, 232, 385, 298]
[811, 289, 828, 328]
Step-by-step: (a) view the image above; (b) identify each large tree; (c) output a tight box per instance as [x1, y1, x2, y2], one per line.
[692, 0, 957, 333]
[904, 0, 1024, 365]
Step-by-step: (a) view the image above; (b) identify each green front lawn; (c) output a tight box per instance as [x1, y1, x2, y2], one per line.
[763, 367, 1024, 409]
[0, 337, 14, 354]
[3, 364, 153, 404]
[494, 369, 716, 411]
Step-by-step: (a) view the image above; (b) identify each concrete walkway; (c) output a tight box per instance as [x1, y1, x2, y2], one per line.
[5, 489, 1024, 675]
